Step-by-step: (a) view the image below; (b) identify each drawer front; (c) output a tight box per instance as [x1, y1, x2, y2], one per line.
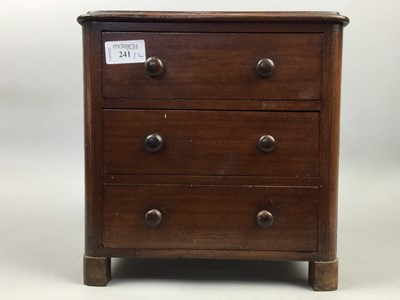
[103, 110, 319, 177]
[103, 185, 318, 251]
[102, 32, 322, 100]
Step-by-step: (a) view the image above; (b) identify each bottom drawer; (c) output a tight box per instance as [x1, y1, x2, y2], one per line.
[103, 185, 318, 252]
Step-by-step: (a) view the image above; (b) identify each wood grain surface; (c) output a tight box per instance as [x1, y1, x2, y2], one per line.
[103, 185, 318, 251]
[102, 32, 322, 100]
[103, 109, 319, 177]
[79, 11, 348, 289]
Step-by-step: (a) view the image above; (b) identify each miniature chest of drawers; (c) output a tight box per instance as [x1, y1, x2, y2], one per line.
[78, 11, 348, 290]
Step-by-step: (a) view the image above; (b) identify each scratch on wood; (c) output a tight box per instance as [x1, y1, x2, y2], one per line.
[115, 209, 120, 217]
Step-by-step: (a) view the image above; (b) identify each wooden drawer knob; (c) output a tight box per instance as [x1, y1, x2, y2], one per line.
[145, 209, 162, 227]
[144, 57, 165, 77]
[258, 135, 276, 153]
[256, 58, 275, 77]
[257, 210, 274, 228]
[145, 133, 164, 152]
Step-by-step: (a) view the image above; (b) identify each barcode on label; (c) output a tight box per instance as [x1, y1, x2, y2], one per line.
[105, 40, 146, 64]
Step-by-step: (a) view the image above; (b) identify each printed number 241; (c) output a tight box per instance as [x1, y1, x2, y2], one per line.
[119, 51, 131, 58]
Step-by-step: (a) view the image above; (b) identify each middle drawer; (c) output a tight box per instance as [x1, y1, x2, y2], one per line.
[103, 109, 319, 177]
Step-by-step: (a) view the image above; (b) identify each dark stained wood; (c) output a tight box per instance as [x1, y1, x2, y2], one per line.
[79, 11, 348, 290]
[102, 32, 322, 100]
[103, 185, 318, 251]
[102, 99, 322, 111]
[84, 255, 111, 286]
[83, 22, 105, 258]
[317, 25, 343, 261]
[101, 248, 320, 261]
[82, 22, 96, 256]
[78, 11, 349, 26]
[309, 259, 338, 291]
[103, 110, 319, 177]
[102, 174, 320, 187]
[97, 21, 335, 34]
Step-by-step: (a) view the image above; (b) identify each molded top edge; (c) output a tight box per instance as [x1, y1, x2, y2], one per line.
[77, 11, 349, 26]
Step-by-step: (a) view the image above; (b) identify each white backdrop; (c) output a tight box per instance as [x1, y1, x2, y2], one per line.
[1, 1, 399, 299]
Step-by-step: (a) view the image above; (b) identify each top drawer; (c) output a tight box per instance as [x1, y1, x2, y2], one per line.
[102, 32, 322, 100]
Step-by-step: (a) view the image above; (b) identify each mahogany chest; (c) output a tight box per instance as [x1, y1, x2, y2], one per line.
[77, 11, 349, 290]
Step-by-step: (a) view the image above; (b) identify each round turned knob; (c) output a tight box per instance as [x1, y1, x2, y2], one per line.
[145, 209, 162, 227]
[144, 57, 165, 77]
[257, 210, 274, 229]
[258, 135, 276, 153]
[145, 133, 164, 152]
[256, 58, 275, 77]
